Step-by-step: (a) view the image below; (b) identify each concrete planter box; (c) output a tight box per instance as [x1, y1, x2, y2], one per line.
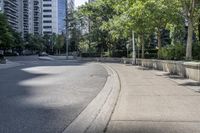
[184, 62, 200, 82]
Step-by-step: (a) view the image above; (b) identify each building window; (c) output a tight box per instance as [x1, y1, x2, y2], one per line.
[43, 15, 52, 18]
[43, 20, 52, 23]
[43, 26, 52, 29]
[43, 9, 52, 12]
[43, 4, 51, 7]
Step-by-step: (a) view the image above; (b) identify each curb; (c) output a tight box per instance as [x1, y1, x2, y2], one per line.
[62, 63, 121, 133]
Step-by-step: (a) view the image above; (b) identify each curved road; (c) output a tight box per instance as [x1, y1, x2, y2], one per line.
[0, 56, 108, 133]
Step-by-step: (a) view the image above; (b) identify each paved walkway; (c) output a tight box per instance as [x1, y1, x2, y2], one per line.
[106, 63, 200, 133]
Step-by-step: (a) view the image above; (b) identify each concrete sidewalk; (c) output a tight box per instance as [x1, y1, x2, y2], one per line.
[106, 63, 200, 133]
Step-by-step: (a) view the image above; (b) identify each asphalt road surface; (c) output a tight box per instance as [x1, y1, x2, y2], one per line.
[0, 56, 108, 133]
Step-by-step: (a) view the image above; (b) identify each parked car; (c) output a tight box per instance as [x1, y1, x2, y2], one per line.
[38, 52, 48, 56]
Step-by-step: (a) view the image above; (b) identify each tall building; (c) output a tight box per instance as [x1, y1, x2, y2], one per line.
[42, 0, 59, 35]
[88, 0, 95, 2]
[1, 0, 73, 36]
[0, 0, 3, 12]
[58, 0, 67, 34]
[0, 0, 42, 37]
[2, 0, 19, 31]
[22, 0, 42, 37]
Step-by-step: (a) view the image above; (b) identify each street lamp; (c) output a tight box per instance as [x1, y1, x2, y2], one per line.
[65, 0, 69, 60]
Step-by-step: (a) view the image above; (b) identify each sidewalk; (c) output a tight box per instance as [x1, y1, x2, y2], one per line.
[106, 63, 200, 133]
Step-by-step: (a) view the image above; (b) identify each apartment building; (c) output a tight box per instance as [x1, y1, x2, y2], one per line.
[0, 0, 42, 37]
[0, 0, 3, 11]
[22, 0, 42, 36]
[1, 0, 72, 36]
[2, 0, 19, 31]
[42, 0, 59, 35]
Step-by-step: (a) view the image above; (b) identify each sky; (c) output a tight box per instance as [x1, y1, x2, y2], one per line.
[75, 0, 88, 7]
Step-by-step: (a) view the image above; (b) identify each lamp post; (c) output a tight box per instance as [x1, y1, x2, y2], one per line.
[65, 0, 69, 60]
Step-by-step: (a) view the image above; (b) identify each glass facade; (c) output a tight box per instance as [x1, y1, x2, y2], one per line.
[58, 0, 66, 34]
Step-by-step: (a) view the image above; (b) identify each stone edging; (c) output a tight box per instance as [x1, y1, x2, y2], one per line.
[62, 63, 121, 133]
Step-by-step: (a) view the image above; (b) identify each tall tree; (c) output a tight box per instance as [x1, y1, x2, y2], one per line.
[180, 0, 200, 60]
[0, 13, 14, 51]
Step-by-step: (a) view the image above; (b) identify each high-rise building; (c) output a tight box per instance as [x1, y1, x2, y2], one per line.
[42, 0, 59, 35]
[0, 0, 4, 12]
[1, 0, 72, 36]
[58, 0, 67, 34]
[0, 0, 42, 37]
[22, 0, 42, 37]
[88, 0, 95, 2]
[2, 0, 19, 31]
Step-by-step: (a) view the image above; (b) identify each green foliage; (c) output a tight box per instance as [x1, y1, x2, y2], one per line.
[78, 40, 97, 53]
[55, 35, 65, 55]
[192, 41, 200, 60]
[158, 44, 185, 60]
[0, 13, 14, 50]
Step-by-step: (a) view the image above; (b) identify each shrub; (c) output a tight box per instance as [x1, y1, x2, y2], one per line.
[81, 53, 101, 57]
[193, 41, 200, 60]
[158, 44, 185, 60]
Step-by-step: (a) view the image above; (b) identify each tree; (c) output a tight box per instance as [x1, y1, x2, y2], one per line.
[143, 0, 182, 58]
[0, 13, 14, 51]
[55, 35, 65, 55]
[179, 0, 200, 60]
[76, 0, 119, 56]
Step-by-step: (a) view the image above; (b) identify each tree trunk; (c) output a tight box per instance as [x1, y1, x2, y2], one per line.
[157, 30, 162, 58]
[141, 34, 145, 59]
[59, 48, 61, 55]
[186, 18, 193, 60]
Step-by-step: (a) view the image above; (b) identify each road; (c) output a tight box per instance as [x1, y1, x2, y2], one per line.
[0, 56, 108, 133]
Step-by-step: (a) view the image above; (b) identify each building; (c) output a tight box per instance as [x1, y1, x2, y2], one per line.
[0, 0, 42, 37]
[1, 0, 72, 36]
[88, 0, 96, 2]
[2, 0, 19, 31]
[22, 0, 42, 37]
[0, 0, 3, 12]
[58, 0, 75, 35]
[58, 0, 66, 34]
[42, 0, 59, 35]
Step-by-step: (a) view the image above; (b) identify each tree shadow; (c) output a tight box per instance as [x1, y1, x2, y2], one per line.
[0, 61, 106, 133]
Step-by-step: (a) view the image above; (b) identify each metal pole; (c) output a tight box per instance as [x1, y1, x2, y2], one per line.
[66, 0, 69, 60]
[132, 31, 136, 64]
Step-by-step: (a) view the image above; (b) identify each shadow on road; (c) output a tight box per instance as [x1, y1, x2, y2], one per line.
[0, 61, 107, 133]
